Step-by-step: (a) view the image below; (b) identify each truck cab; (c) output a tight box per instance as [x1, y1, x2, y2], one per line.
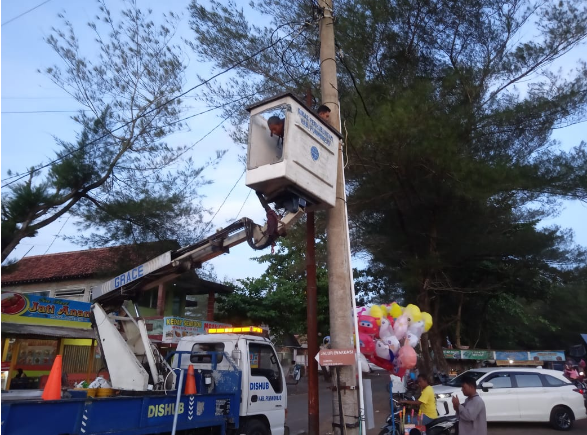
[174, 330, 288, 435]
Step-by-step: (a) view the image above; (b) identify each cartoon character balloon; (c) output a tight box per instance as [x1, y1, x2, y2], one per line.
[358, 333, 376, 356]
[355, 302, 432, 377]
[357, 315, 379, 336]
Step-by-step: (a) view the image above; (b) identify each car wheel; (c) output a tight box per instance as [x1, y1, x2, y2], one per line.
[550, 405, 574, 431]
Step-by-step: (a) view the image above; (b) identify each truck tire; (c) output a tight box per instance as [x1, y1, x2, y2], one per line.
[242, 419, 270, 435]
[550, 405, 574, 431]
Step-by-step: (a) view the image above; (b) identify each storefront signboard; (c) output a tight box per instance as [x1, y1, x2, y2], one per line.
[529, 351, 565, 362]
[443, 349, 462, 359]
[495, 351, 528, 361]
[1, 293, 91, 328]
[160, 317, 231, 343]
[461, 350, 494, 360]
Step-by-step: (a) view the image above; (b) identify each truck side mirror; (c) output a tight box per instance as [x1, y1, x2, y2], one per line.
[481, 382, 494, 392]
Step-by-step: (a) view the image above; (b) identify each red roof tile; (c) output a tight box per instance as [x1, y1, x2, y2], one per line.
[1, 243, 176, 285]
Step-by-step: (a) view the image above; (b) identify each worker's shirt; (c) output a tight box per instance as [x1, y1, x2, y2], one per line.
[457, 394, 487, 435]
[418, 386, 438, 419]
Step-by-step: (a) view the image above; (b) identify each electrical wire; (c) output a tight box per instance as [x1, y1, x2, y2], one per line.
[1, 24, 306, 188]
[235, 189, 252, 220]
[43, 216, 70, 255]
[199, 169, 246, 238]
[1, 0, 52, 27]
[1, 64, 319, 188]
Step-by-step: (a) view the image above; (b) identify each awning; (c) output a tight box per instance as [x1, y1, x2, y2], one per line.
[1, 323, 96, 340]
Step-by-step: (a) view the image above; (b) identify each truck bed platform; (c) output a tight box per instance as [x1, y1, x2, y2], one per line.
[1, 391, 237, 435]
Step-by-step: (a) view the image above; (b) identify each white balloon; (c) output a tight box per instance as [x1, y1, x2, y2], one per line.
[382, 334, 401, 355]
[379, 317, 394, 338]
[405, 332, 419, 348]
[393, 314, 409, 340]
[408, 320, 425, 338]
[375, 340, 392, 360]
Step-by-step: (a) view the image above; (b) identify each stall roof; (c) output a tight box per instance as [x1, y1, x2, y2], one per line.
[1, 323, 96, 340]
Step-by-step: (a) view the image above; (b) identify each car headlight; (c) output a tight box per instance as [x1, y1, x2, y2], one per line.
[436, 393, 452, 399]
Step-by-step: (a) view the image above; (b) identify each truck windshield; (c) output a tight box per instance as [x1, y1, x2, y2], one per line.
[190, 343, 225, 364]
[446, 371, 485, 387]
[249, 342, 283, 393]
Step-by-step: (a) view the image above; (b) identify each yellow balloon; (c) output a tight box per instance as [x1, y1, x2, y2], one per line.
[422, 312, 433, 332]
[369, 305, 384, 325]
[404, 304, 422, 322]
[389, 303, 403, 319]
[380, 305, 388, 317]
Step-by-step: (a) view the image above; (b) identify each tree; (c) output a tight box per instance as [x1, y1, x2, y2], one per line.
[1, 0, 221, 262]
[187, 0, 587, 371]
[216, 217, 331, 340]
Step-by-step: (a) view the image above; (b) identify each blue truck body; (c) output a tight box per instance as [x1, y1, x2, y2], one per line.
[1, 353, 242, 435]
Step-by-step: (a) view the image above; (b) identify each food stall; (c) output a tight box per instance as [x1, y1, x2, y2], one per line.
[1, 292, 96, 391]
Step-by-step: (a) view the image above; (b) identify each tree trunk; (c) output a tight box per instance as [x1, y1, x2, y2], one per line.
[429, 296, 448, 374]
[455, 294, 464, 348]
[1, 231, 29, 263]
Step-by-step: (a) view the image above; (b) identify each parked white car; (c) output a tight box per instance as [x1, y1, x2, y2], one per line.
[433, 367, 587, 430]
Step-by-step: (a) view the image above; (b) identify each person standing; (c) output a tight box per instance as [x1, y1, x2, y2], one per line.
[451, 375, 487, 435]
[399, 373, 438, 424]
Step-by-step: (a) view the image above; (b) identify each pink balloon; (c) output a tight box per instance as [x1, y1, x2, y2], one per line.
[358, 315, 379, 336]
[358, 333, 376, 356]
[398, 345, 417, 369]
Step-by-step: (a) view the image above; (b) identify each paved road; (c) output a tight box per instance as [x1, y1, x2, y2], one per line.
[286, 372, 587, 434]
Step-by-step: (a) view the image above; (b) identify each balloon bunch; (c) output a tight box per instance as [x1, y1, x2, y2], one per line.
[355, 303, 433, 377]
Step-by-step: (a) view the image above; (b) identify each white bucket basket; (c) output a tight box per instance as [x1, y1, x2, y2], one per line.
[246, 93, 341, 211]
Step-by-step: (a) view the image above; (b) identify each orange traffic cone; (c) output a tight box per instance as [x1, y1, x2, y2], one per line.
[184, 364, 197, 395]
[42, 355, 62, 400]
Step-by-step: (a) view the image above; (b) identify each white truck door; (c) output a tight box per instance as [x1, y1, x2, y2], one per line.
[245, 341, 287, 435]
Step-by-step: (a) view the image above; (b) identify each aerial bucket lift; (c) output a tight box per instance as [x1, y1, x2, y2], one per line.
[90, 93, 341, 393]
[245, 93, 342, 212]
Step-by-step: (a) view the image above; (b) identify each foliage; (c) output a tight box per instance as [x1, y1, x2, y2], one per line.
[216, 216, 331, 339]
[1, 0, 222, 262]
[188, 0, 587, 361]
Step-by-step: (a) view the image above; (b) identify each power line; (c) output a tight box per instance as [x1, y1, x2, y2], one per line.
[1, 23, 305, 188]
[2, 0, 52, 27]
[200, 169, 246, 238]
[43, 216, 70, 255]
[2, 110, 83, 114]
[235, 190, 253, 220]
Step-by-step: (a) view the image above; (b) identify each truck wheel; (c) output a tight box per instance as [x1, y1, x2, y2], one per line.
[550, 405, 574, 431]
[242, 419, 270, 435]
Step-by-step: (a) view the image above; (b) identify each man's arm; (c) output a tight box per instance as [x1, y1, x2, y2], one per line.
[399, 399, 423, 407]
[457, 398, 483, 422]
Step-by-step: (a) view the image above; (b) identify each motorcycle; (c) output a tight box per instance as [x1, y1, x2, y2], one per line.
[378, 394, 459, 435]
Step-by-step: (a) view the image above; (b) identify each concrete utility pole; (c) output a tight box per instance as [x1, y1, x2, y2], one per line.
[305, 90, 320, 435]
[319, 1, 359, 434]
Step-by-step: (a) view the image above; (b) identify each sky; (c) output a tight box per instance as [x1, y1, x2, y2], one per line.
[1, 0, 586, 284]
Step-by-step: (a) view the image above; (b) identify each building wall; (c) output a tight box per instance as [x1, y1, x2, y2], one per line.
[2, 278, 106, 302]
[136, 285, 190, 317]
